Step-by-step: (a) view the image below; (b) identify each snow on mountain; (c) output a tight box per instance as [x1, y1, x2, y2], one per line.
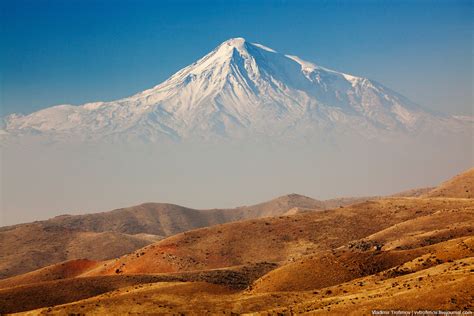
[2, 37, 469, 143]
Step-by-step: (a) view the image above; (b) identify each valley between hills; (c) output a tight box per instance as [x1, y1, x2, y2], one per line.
[0, 168, 473, 315]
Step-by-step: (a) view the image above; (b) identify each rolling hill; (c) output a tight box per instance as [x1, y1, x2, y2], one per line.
[3, 196, 472, 315]
[1, 193, 365, 279]
[83, 198, 473, 277]
[0, 167, 472, 314]
[424, 168, 474, 198]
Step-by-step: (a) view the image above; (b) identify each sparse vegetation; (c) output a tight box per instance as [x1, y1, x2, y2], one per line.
[0, 168, 472, 314]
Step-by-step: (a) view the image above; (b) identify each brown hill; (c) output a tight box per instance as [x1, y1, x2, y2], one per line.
[0, 263, 276, 314]
[391, 187, 435, 197]
[267, 256, 474, 315]
[3, 169, 473, 314]
[0, 194, 334, 279]
[391, 167, 474, 198]
[3, 194, 326, 237]
[84, 198, 473, 276]
[48, 192, 367, 235]
[0, 259, 100, 290]
[364, 207, 474, 250]
[1, 196, 473, 314]
[424, 167, 474, 198]
[0, 224, 155, 279]
[250, 236, 474, 293]
[249, 204, 473, 293]
[17, 256, 473, 315]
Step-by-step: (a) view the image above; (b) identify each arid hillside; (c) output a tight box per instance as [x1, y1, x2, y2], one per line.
[0, 225, 156, 280]
[391, 187, 435, 197]
[0, 167, 472, 315]
[83, 198, 473, 276]
[1, 195, 321, 237]
[1, 193, 367, 279]
[15, 246, 472, 315]
[424, 168, 474, 198]
[250, 236, 474, 293]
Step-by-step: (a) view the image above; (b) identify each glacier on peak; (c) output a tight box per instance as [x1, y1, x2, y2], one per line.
[2, 37, 469, 143]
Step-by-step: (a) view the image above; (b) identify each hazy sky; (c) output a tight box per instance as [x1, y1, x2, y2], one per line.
[1, 0, 472, 117]
[1, 0, 473, 226]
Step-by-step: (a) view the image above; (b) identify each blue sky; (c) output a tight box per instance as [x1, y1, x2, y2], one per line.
[1, 0, 472, 116]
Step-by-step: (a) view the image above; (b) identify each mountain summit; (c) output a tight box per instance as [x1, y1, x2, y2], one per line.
[2, 38, 469, 143]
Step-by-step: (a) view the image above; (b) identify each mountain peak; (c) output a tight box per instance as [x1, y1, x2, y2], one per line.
[218, 38, 277, 56]
[222, 37, 247, 47]
[215, 37, 250, 57]
[3, 38, 456, 143]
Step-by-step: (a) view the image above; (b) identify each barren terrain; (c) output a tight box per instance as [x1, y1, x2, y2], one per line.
[0, 168, 472, 314]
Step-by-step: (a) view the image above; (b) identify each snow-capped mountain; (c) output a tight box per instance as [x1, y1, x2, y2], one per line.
[2, 38, 468, 143]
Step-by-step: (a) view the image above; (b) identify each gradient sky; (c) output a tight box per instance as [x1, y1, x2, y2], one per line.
[0, 0, 472, 117]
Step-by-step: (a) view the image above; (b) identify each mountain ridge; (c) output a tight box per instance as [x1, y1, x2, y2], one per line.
[0, 168, 472, 314]
[1, 193, 368, 280]
[3, 38, 469, 143]
[2, 168, 472, 279]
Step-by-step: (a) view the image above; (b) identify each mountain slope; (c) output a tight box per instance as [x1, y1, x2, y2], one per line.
[82, 198, 474, 276]
[4, 198, 472, 314]
[15, 257, 472, 315]
[1, 194, 325, 236]
[4, 38, 466, 143]
[424, 168, 474, 198]
[0, 223, 157, 280]
[250, 210, 474, 293]
[1, 168, 473, 313]
[1, 194, 343, 279]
